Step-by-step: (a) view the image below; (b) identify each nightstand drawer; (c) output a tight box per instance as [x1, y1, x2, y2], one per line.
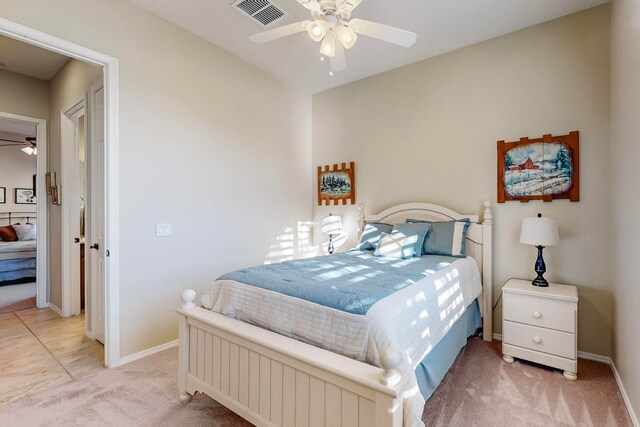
[503, 292, 576, 333]
[503, 321, 575, 359]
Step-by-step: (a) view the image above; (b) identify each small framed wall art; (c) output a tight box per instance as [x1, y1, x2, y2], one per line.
[497, 131, 579, 203]
[0, 187, 5, 204]
[15, 188, 36, 205]
[45, 172, 56, 195]
[318, 162, 355, 206]
[51, 185, 60, 205]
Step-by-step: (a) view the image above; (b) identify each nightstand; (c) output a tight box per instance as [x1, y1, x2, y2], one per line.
[501, 278, 578, 380]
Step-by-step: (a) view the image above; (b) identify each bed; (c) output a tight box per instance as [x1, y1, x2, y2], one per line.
[177, 201, 493, 427]
[0, 213, 37, 285]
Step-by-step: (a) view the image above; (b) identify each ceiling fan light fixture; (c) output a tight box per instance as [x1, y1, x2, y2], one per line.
[307, 20, 329, 42]
[21, 146, 34, 155]
[336, 0, 362, 12]
[320, 33, 336, 57]
[335, 25, 357, 49]
[298, 0, 321, 11]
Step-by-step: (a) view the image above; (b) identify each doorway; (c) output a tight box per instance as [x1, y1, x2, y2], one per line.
[0, 16, 120, 367]
[0, 112, 47, 311]
[60, 80, 105, 343]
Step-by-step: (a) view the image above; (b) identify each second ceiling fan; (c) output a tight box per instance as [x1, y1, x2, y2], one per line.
[249, 0, 417, 74]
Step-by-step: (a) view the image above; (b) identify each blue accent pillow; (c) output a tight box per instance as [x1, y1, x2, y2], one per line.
[357, 222, 393, 251]
[389, 222, 430, 258]
[407, 219, 471, 257]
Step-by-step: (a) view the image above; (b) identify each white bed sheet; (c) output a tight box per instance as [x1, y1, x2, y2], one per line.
[202, 256, 482, 427]
[0, 241, 37, 261]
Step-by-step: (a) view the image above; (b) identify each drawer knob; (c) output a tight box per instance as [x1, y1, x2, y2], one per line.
[533, 336, 542, 344]
[533, 311, 542, 319]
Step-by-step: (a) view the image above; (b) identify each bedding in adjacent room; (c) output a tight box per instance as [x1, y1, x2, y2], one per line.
[0, 240, 37, 283]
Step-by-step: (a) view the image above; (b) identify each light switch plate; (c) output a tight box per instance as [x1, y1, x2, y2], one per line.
[156, 223, 172, 237]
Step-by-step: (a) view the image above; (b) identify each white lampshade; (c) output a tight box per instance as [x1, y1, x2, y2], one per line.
[307, 20, 329, 42]
[335, 25, 357, 49]
[321, 214, 342, 236]
[520, 216, 559, 247]
[319, 33, 336, 57]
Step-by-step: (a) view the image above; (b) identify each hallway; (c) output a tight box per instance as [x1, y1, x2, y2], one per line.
[0, 308, 104, 403]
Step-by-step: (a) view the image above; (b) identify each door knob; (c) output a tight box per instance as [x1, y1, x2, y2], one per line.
[74, 237, 80, 243]
[90, 243, 99, 250]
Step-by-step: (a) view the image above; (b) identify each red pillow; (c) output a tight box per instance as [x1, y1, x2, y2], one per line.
[0, 225, 18, 242]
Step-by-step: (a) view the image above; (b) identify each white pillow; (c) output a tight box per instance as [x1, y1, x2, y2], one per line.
[12, 224, 36, 241]
[373, 232, 406, 259]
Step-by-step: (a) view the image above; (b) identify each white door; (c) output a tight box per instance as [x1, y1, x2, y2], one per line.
[87, 81, 105, 343]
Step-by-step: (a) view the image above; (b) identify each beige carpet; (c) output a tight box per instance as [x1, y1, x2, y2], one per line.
[0, 338, 632, 426]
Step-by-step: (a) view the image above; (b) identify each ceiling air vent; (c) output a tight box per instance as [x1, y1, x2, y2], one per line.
[232, 0, 288, 27]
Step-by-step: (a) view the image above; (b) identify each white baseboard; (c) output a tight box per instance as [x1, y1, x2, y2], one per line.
[577, 351, 611, 364]
[611, 359, 639, 427]
[491, 333, 637, 426]
[48, 303, 62, 316]
[119, 340, 178, 365]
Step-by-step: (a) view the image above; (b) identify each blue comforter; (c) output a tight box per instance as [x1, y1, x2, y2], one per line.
[219, 250, 459, 315]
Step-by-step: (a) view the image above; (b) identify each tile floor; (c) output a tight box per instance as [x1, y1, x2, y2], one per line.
[0, 308, 104, 404]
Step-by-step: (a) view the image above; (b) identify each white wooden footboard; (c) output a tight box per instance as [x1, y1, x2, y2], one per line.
[177, 291, 405, 427]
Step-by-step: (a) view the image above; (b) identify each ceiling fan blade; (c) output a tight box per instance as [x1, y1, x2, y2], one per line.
[349, 19, 417, 48]
[330, 42, 347, 72]
[249, 21, 310, 44]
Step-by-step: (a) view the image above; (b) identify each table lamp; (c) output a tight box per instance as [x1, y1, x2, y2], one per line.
[520, 213, 559, 287]
[321, 214, 342, 255]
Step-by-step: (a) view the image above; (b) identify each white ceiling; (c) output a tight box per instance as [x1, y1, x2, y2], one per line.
[0, 118, 37, 138]
[131, 0, 607, 93]
[0, 34, 69, 81]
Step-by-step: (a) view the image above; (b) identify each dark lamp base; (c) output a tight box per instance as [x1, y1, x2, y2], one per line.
[532, 276, 549, 287]
[531, 245, 550, 287]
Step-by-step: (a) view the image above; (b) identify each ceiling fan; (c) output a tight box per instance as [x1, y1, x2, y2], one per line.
[249, 0, 417, 74]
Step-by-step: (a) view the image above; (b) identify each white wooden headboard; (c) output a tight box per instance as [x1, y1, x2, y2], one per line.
[359, 201, 493, 342]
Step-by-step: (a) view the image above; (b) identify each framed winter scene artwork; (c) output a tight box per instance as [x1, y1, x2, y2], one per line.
[318, 162, 355, 206]
[15, 188, 36, 205]
[497, 131, 579, 203]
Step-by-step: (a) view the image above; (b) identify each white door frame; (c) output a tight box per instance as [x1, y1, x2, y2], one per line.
[0, 111, 47, 309]
[0, 18, 121, 368]
[61, 97, 85, 318]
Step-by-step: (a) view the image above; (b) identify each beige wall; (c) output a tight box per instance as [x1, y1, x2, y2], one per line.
[0, 138, 37, 212]
[611, 0, 640, 420]
[0, 69, 49, 120]
[312, 5, 611, 356]
[47, 59, 102, 308]
[0, 0, 312, 357]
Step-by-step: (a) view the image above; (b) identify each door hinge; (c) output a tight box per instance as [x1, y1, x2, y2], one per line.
[106, 249, 110, 257]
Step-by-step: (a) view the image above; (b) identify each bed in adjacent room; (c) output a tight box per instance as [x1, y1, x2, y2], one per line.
[0, 214, 37, 286]
[177, 201, 493, 427]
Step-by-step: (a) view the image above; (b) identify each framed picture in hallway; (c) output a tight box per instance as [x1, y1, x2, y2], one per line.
[497, 131, 579, 203]
[0, 187, 5, 204]
[15, 188, 36, 205]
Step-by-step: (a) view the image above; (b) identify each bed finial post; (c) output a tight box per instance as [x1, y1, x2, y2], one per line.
[379, 348, 402, 387]
[483, 201, 493, 224]
[178, 290, 195, 404]
[181, 289, 196, 310]
[357, 204, 365, 235]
